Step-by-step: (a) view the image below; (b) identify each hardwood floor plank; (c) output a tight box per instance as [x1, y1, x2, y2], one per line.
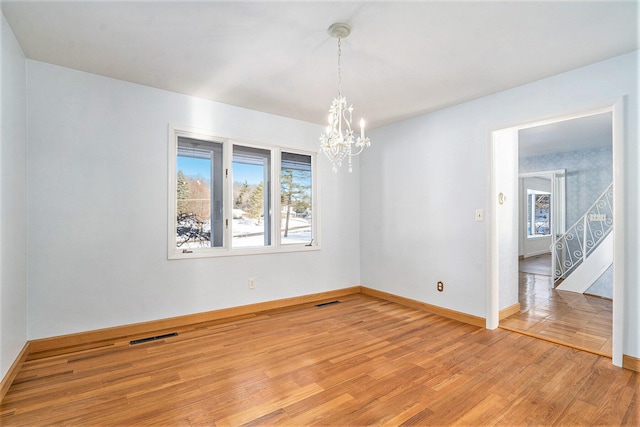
[381, 402, 426, 426]
[502, 260, 613, 357]
[1, 294, 636, 426]
[451, 392, 512, 426]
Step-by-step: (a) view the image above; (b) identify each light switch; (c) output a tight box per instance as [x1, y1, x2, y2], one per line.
[476, 209, 484, 222]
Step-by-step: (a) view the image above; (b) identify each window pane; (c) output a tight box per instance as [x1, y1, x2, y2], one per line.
[534, 193, 551, 235]
[232, 146, 271, 248]
[527, 190, 551, 237]
[281, 152, 312, 245]
[176, 137, 224, 248]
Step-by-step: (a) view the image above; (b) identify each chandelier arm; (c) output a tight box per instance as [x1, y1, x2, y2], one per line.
[342, 105, 352, 134]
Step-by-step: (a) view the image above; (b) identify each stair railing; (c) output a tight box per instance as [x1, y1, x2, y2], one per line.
[552, 183, 613, 282]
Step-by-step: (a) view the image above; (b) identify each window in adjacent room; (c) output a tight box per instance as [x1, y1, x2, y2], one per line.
[527, 190, 551, 237]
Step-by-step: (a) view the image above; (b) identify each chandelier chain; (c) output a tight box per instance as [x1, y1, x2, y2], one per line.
[337, 37, 342, 97]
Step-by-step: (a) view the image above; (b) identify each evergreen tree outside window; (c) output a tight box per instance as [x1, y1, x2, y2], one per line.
[232, 146, 271, 248]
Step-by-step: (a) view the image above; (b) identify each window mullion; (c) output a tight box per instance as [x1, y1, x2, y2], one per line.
[311, 152, 319, 246]
[273, 148, 282, 247]
[168, 126, 178, 259]
[224, 140, 233, 249]
[209, 150, 215, 247]
[261, 155, 269, 246]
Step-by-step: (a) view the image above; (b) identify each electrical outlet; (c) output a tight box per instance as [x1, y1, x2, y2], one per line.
[248, 278, 256, 289]
[437, 281, 444, 292]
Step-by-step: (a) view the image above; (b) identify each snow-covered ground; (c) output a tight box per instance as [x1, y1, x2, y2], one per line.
[232, 217, 311, 247]
[177, 217, 311, 248]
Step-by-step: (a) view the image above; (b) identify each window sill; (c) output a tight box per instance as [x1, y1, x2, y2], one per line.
[168, 243, 321, 260]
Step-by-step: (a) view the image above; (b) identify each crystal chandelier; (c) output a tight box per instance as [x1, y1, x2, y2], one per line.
[320, 23, 370, 173]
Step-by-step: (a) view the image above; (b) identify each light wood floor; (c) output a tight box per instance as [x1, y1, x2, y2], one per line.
[2, 294, 637, 426]
[501, 254, 613, 357]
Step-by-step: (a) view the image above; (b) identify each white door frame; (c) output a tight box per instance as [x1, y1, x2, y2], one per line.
[487, 98, 625, 367]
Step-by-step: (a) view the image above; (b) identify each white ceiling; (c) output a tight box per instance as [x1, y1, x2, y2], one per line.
[1, 1, 638, 132]
[518, 112, 612, 158]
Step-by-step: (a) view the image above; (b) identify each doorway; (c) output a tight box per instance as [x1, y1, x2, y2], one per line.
[488, 100, 624, 366]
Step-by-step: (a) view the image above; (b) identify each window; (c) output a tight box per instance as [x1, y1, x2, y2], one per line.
[281, 152, 312, 245]
[527, 190, 551, 237]
[168, 127, 317, 258]
[232, 145, 271, 248]
[176, 136, 224, 249]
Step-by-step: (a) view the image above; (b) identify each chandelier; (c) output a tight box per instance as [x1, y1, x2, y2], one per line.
[320, 23, 370, 173]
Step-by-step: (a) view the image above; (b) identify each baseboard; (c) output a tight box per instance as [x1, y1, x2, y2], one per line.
[523, 251, 551, 258]
[6, 286, 631, 400]
[360, 287, 486, 328]
[0, 342, 30, 403]
[583, 292, 613, 301]
[623, 354, 640, 372]
[28, 286, 361, 360]
[28, 286, 487, 360]
[499, 302, 521, 320]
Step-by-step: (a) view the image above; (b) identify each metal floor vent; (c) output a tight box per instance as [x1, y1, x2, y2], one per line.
[130, 332, 178, 345]
[316, 300, 341, 307]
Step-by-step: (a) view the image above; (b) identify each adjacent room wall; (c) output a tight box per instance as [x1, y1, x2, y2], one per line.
[0, 13, 28, 380]
[520, 146, 612, 227]
[360, 51, 639, 359]
[26, 60, 361, 340]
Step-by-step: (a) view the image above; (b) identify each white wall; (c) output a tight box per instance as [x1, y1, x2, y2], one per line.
[360, 102, 490, 318]
[26, 61, 360, 340]
[492, 128, 519, 321]
[361, 51, 639, 359]
[0, 13, 28, 380]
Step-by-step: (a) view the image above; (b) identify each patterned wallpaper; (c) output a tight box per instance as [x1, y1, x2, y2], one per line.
[519, 146, 612, 227]
[519, 146, 613, 299]
[587, 265, 613, 299]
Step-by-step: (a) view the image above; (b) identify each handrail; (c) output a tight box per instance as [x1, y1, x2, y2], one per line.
[552, 183, 613, 282]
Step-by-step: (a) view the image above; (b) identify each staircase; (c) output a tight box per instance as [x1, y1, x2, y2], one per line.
[553, 183, 613, 293]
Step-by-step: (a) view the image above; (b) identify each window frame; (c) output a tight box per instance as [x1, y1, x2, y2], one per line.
[168, 125, 320, 259]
